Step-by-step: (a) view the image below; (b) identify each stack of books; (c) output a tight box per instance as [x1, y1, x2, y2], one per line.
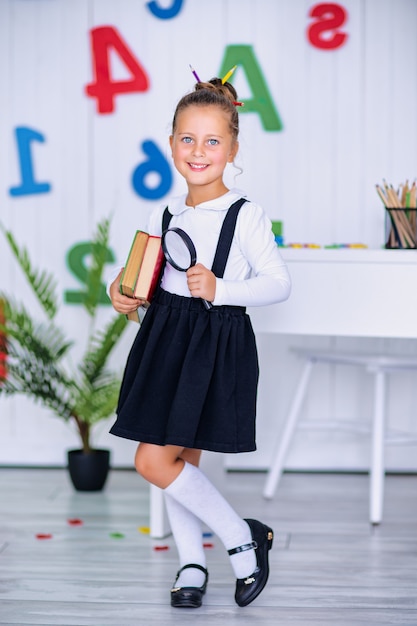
[119, 231, 164, 322]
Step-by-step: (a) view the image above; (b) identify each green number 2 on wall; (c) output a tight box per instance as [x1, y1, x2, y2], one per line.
[64, 242, 115, 305]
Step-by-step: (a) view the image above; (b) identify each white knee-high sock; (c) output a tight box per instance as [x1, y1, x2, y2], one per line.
[164, 493, 207, 588]
[164, 462, 256, 579]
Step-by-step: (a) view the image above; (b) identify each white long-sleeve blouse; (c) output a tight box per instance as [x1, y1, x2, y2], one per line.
[109, 188, 291, 307]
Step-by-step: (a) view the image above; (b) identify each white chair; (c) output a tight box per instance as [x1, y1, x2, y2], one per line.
[263, 348, 417, 524]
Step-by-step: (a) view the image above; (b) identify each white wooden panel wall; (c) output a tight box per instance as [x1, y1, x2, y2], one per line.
[1, 0, 417, 469]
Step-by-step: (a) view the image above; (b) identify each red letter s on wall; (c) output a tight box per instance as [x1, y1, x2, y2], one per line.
[307, 3, 348, 50]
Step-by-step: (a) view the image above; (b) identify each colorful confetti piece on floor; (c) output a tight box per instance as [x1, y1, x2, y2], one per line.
[109, 532, 125, 539]
[138, 526, 150, 534]
[35, 533, 53, 540]
[153, 545, 169, 551]
[67, 518, 83, 526]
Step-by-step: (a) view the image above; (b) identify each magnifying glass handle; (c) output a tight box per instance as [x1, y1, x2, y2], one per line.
[202, 299, 213, 310]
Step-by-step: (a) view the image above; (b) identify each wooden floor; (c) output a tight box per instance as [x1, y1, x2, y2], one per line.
[1, 467, 417, 626]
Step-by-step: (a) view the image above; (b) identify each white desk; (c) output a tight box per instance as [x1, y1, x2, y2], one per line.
[248, 248, 417, 524]
[248, 248, 417, 339]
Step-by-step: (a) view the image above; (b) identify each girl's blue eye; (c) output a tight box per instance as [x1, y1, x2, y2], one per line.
[182, 137, 192, 143]
[208, 139, 219, 145]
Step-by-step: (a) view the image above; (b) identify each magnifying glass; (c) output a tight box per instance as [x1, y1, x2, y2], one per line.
[161, 227, 213, 310]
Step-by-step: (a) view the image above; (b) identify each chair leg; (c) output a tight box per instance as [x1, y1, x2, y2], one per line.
[150, 484, 171, 538]
[263, 359, 314, 499]
[369, 368, 386, 525]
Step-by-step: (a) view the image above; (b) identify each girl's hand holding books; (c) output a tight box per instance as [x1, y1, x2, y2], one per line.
[110, 269, 146, 314]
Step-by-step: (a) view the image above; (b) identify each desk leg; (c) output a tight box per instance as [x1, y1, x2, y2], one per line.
[263, 359, 314, 499]
[369, 368, 386, 525]
[150, 484, 171, 538]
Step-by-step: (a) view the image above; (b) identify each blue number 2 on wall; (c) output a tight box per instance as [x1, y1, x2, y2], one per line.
[9, 127, 52, 197]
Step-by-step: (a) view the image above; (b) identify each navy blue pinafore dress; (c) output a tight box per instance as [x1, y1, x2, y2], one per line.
[110, 198, 259, 453]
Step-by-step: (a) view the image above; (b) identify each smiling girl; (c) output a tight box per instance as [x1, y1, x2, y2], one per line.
[108, 73, 291, 608]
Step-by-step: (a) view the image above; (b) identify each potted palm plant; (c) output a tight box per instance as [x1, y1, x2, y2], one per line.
[0, 218, 128, 491]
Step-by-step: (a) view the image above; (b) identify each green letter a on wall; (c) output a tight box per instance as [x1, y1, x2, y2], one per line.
[219, 45, 283, 132]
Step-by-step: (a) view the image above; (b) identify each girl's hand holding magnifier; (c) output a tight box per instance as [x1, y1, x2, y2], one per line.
[186, 263, 216, 303]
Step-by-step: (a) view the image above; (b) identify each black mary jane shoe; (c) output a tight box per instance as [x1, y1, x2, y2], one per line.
[170, 563, 209, 608]
[228, 518, 274, 607]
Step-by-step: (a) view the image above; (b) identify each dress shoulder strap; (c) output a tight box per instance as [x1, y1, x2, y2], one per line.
[162, 207, 173, 232]
[211, 198, 248, 278]
[157, 207, 173, 283]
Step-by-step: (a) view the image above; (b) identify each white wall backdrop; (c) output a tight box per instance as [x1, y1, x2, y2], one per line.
[1, 0, 417, 470]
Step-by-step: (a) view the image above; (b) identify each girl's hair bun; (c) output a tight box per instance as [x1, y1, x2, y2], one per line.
[195, 78, 238, 104]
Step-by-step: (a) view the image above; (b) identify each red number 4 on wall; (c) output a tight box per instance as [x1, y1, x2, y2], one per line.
[85, 26, 150, 114]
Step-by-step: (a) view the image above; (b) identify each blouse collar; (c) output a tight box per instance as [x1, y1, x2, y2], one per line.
[167, 188, 247, 215]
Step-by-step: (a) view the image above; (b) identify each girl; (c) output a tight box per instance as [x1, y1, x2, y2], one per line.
[108, 72, 291, 608]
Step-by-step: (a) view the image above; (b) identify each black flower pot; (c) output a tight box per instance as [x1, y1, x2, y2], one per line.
[67, 449, 111, 491]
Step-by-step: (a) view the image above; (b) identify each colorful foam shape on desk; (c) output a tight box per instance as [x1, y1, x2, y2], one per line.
[324, 243, 368, 248]
[271, 220, 284, 246]
[271, 220, 283, 236]
[287, 243, 321, 248]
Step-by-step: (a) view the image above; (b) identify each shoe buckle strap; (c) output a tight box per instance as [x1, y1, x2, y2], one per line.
[172, 562, 208, 586]
[227, 540, 257, 556]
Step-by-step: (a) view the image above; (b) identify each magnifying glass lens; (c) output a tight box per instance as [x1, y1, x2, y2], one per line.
[163, 230, 193, 270]
[162, 227, 212, 310]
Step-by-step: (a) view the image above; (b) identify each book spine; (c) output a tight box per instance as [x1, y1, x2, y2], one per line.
[146, 247, 165, 304]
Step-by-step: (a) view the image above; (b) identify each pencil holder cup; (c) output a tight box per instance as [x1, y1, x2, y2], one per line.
[385, 208, 417, 249]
